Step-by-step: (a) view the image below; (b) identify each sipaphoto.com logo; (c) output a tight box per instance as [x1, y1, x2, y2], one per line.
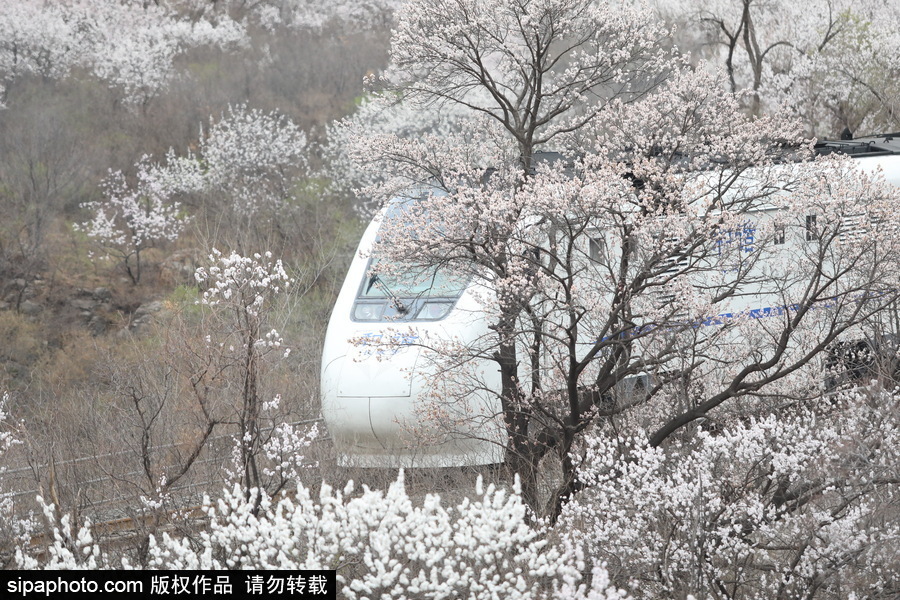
[0, 571, 336, 600]
[6, 575, 141, 597]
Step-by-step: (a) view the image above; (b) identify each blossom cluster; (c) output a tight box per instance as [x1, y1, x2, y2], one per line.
[0, 394, 34, 559]
[558, 389, 900, 598]
[79, 104, 307, 278]
[0, 1, 247, 106]
[147, 472, 622, 599]
[16, 498, 102, 570]
[79, 155, 188, 257]
[262, 421, 319, 483]
[150, 104, 308, 216]
[195, 249, 292, 319]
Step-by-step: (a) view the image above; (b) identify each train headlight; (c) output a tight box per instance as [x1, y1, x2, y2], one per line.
[353, 302, 386, 321]
[416, 301, 453, 320]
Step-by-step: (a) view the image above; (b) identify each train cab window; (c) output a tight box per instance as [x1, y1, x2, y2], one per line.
[359, 260, 468, 300]
[353, 259, 469, 322]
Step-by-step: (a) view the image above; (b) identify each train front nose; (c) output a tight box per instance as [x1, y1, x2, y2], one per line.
[336, 335, 419, 398]
[320, 332, 423, 463]
[321, 326, 506, 468]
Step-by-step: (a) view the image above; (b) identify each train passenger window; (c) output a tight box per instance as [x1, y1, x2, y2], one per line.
[774, 224, 785, 245]
[588, 237, 606, 262]
[806, 215, 818, 241]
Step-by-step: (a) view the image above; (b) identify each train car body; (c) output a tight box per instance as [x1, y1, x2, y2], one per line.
[321, 135, 900, 468]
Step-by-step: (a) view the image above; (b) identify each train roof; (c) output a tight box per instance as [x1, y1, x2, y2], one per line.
[814, 133, 900, 157]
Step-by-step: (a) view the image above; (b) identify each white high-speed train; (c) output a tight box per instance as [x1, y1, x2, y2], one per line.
[321, 135, 900, 468]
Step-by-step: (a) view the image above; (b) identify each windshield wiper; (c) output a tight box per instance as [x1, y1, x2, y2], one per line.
[366, 274, 408, 314]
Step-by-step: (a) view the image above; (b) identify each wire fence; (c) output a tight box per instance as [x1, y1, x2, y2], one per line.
[2, 418, 328, 531]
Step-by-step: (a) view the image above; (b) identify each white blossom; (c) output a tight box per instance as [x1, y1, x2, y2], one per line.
[557, 389, 900, 598]
[78, 155, 189, 283]
[0, 1, 248, 106]
[146, 471, 622, 599]
[195, 249, 292, 319]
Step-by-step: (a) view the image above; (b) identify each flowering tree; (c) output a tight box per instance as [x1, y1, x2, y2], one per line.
[147, 471, 627, 599]
[80, 105, 308, 282]
[194, 249, 295, 502]
[556, 388, 900, 598]
[146, 104, 309, 243]
[655, 0, 900, 136]
[384, 0, 672, 173]
[79, 155, 189, 284]
[342, 0, 900, 516]
[184, 104, 309, 216]
[0, 0, 247, 107]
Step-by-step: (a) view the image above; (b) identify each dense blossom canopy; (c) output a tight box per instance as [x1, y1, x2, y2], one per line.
[3, 3, 899, 598]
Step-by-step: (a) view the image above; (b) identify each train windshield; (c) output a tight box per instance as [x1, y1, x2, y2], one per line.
[352, 193, 470, 321]
[359, 259, 468, 300]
